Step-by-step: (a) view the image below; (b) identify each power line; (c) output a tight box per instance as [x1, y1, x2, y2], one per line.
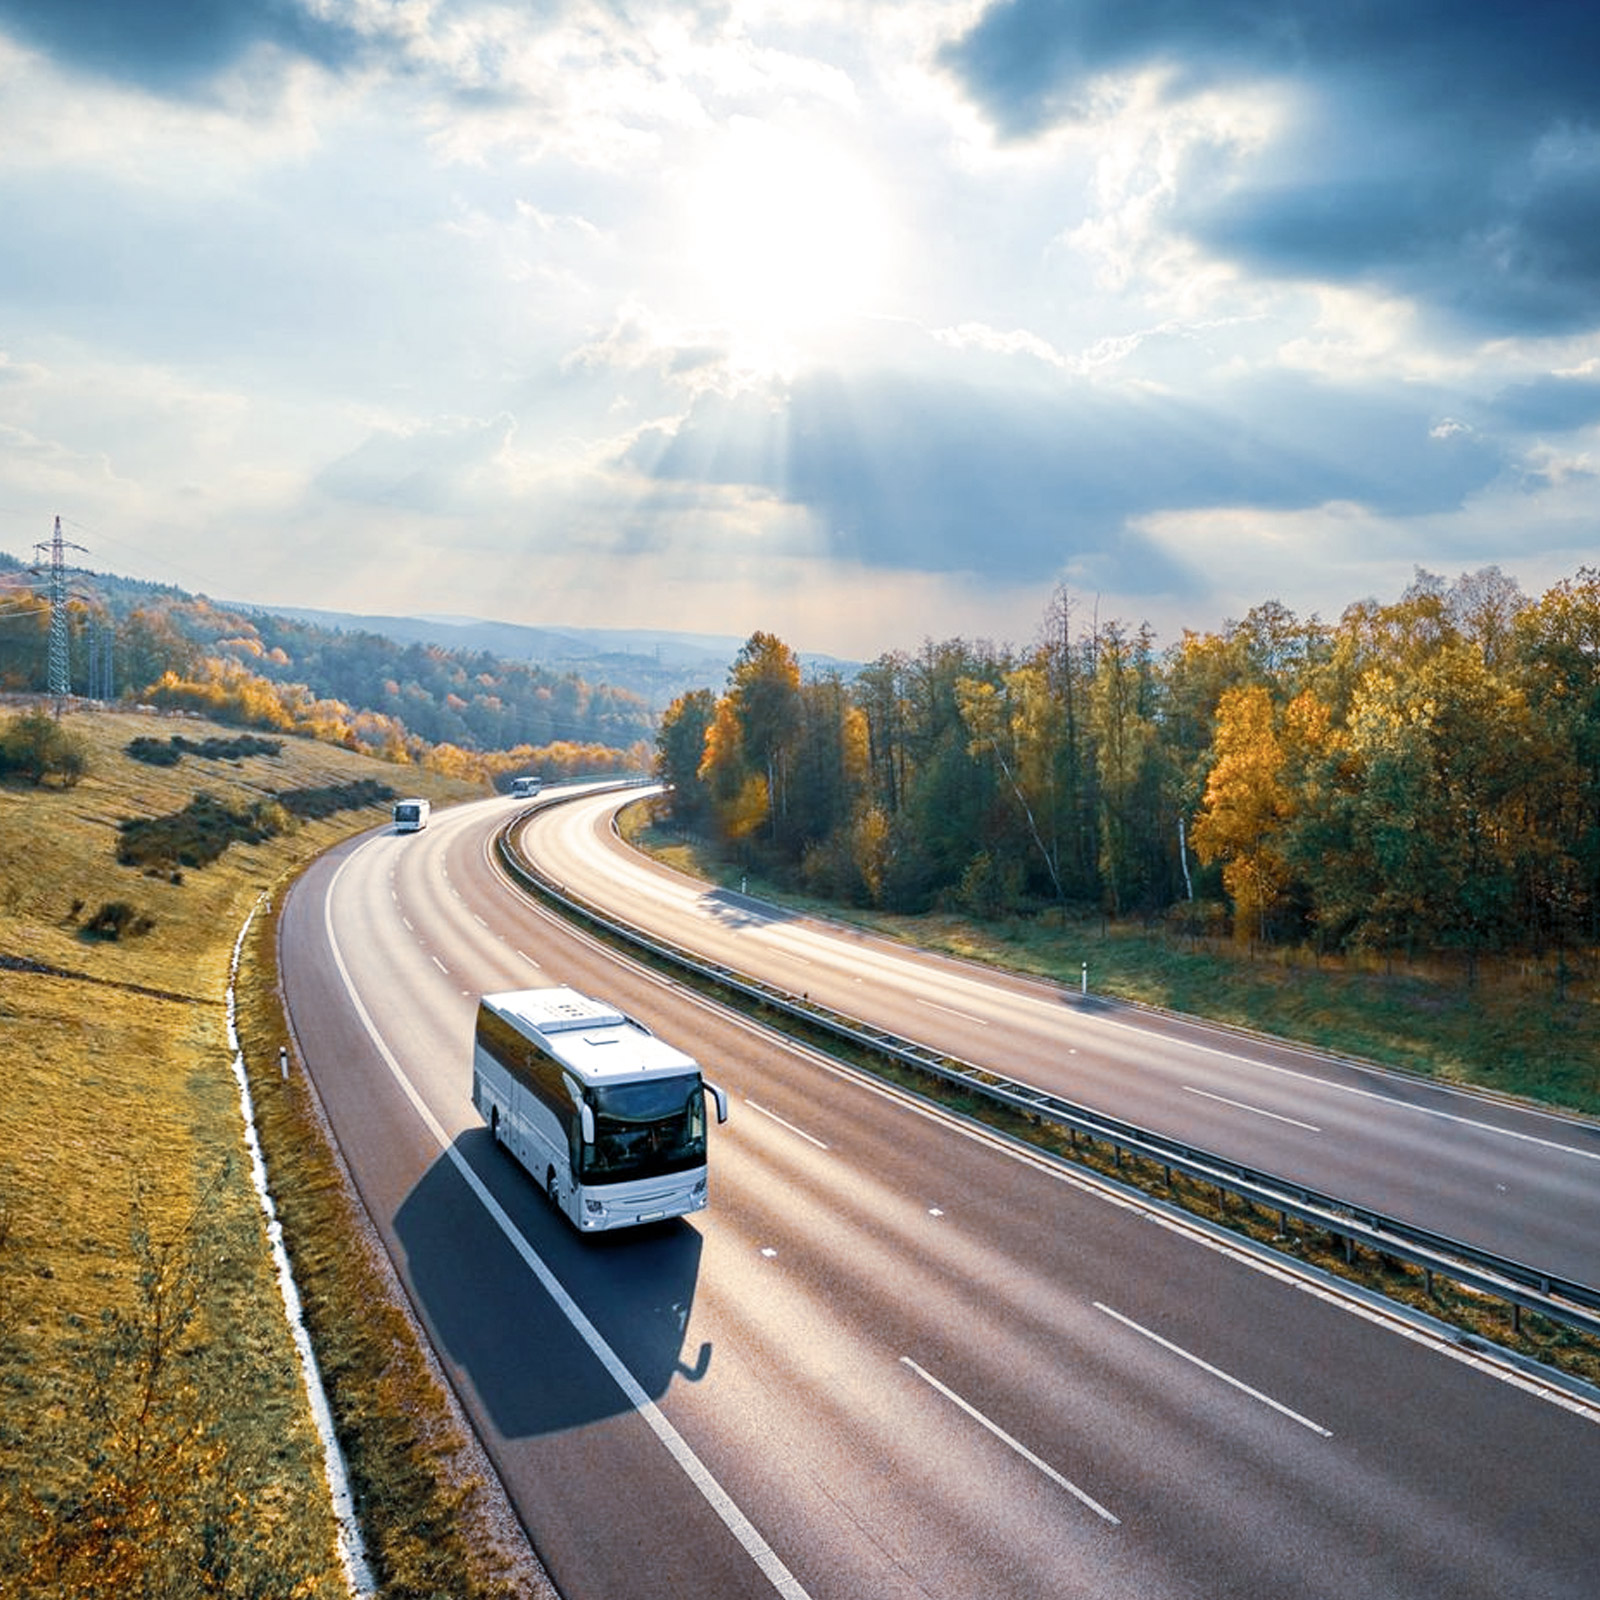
[53, 510, 217, 596]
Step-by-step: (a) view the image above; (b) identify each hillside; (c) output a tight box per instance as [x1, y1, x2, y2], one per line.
[0, 554, 657, 756]
[0, 704, 530, 1596]
[246, 603, 862, 710]
[243, 604, 755, 708]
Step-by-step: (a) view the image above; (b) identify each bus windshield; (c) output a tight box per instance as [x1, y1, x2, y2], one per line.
[582, 1077, 706, 1182]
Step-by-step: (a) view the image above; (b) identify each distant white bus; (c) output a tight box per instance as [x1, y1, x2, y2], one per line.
[392, 797, 430, 832]
[509, 775, 543, 798]
[472, 987, 728, 1232]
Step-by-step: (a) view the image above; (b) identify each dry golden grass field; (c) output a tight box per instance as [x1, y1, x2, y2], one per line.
[0, 703, 531, 1599]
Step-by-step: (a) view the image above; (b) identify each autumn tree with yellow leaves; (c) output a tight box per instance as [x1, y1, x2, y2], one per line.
[654, 566, 1600, 968]
[1190, 685, 1294, 944]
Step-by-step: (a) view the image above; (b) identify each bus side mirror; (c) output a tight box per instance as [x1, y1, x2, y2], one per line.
[706, 1082, 729, 1125]
[580, 1104, 596, 1145]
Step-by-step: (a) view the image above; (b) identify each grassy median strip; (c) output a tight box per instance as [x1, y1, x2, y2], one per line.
[0, 705, 538, 1598]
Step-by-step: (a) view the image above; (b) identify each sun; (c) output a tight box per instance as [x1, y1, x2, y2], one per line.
[682, 117, 893, 373]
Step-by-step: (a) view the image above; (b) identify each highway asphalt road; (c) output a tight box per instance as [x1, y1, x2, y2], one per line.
[521, 789, 1600, 1290]
[278, 792, 1600, 1599]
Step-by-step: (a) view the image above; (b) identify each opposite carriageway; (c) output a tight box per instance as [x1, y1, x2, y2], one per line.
[498, 787, 1600, 1356]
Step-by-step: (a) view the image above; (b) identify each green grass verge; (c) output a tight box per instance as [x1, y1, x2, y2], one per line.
[625, 811, 1600, 1117]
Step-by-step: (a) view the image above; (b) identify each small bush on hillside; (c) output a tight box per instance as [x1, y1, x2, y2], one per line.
[0, 712, 88, 788]
[181, 734, 283, 761]
[126, 734, 285, 767]
[252, 799, 296, 838]
[278, 778, 395, 820]
[81, 901, 156, 941]
[124, 736, 184, 766]
[118, 793, 274, 872]
[118, 782, 396, 873]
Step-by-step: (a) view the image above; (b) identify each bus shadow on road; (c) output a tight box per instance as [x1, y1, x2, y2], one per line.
[392, 1131, 709, 1438]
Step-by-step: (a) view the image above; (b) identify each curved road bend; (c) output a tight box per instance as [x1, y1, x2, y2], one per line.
[280, 794, 1600, 1600]
[522, 790, 1600, 1287]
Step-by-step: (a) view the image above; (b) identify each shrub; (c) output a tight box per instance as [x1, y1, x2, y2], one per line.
[118, 783, 394, 874]
[278, 778, 395, 821]
[126, 733, 284, 767]
[0, 712, 89, 787]
[800, 832, 869, 905]
[81, 901, 156, 940]
[117, 794, 267, 873]
[955, 849, 1024, 919]
[125, 736, 184, 767]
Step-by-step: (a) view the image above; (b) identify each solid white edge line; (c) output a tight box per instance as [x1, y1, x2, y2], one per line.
[322, 847, 812, 1600]
[899, 1357, 1120, 1525]
[1182, 1085, 1321, 1133]
[228, 902, 375, 1597]
[1094, 1303, 1332, 1437]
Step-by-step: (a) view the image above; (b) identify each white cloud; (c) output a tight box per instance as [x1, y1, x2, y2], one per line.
[0, 0, 1595, 659]
[933, 321, 1072, 369]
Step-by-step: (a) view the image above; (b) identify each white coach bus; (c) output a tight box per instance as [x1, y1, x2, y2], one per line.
[473, 987, 728, 1232]
[392, 797, 430, 832]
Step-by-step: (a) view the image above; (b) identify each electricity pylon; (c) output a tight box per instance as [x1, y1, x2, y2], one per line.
[32, 515, 89, 714]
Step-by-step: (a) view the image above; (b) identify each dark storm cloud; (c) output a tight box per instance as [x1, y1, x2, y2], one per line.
[782, 373, 1195, 594]
[1484, 375, 1600, 434]
[942, 1, 1600, 335]
[0, 0, 371, 93]
[631, 368, 1506, 594]
[942, 2, 1600, 142]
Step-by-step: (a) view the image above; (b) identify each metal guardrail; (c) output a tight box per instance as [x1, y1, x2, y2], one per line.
[496, 820, 1600, 1347]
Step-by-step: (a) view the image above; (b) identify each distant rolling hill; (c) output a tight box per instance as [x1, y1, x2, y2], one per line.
[243, 604, 860, 710]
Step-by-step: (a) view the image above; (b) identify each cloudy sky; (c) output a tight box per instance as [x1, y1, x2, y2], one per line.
[1, 0, 1597, 659]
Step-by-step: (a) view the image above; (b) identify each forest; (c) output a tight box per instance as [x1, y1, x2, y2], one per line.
[7, 552, 1599, 965]
[0, 559, 655, 780]
[655, 566, 1600, 967]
